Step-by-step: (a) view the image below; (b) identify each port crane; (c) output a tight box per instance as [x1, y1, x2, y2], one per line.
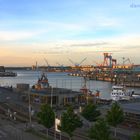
[56, 62, 65, 71]
[102, 53, 117, 67]
[68, 57, 87, 67]
[32, 61, 38, 70]
[44, 58, 51, 71]
[122, 57, 132, 65]
[92, 60, 102, 67]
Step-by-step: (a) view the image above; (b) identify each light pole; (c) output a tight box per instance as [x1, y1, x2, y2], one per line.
[28, 91, 32, 127]
[81, 76, 89, 104]
[84, 77, 88, 104]
[114, 74, 117, 85]
[123, 75, 126, 86]
[51, 86, 53, 108]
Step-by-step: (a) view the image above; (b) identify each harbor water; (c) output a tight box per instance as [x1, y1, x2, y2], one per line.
[0, 70, 140, 99]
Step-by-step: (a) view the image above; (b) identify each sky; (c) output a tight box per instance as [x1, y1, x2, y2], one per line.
[0, 0, 140, 66]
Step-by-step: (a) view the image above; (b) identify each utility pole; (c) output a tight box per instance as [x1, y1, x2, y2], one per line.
[83, 76, 88, 104]
[51, 86, 53, 108]
[28, 91, 32, 127]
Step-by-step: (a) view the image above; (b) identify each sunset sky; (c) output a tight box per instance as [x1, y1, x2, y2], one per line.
[0, 0, 140, 66]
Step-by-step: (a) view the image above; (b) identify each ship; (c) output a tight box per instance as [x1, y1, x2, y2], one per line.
[30, 72, 82, 106]
[0, 66, 17, 77]
[111, 85, 134, 101]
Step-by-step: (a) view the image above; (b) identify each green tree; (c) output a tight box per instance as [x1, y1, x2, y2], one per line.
[59, 106, 83, 139]
[89, 118, 111, 140]
[132, 133, 140, 140]
[106, 102, 124, 137]
[81, 103, 100, 122]
[37, 104, 55, 136]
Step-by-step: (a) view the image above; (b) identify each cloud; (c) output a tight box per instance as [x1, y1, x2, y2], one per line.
[1, 33, 140, 66]
[0, 19, 85, 32]
[76, 50, 123, 53]
[69, 42, 109, 47]
[29, 34, 140, 55]
[97, 17, 121, 28]
[0, 20, 87, 42]
[0, 15, 120, 37]
[120, 45, 140, 50]
[0, 30, 45, 41]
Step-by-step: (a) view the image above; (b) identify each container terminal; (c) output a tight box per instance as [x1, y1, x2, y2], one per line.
[3, 52, 140, 87]
[68, 53, 140, 87]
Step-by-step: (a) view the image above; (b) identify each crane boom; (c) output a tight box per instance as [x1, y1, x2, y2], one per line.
[79, 57, 87, 65]
[122, 57, 131, 65]
[68, 58, 87, 66]
[44, 58, 49, 66]
[68, 59, 75, 65]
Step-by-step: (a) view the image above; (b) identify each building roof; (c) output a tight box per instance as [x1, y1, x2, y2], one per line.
[30, 87, 81, 96]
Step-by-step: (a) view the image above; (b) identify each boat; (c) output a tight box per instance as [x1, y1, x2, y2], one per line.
[30, 72, 82, 105]
[0, 71, 17, 77]
[0, 66, 17, 77]
[80, 76, 100, 98]
[33, 72, 50, 89]
[111, 85, 134, 101]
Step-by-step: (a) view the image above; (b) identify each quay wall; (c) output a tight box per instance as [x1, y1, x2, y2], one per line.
[69, 73, 140, 88]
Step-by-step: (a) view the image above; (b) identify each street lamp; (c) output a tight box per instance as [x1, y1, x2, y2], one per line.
[28, 91, 32, 127]
[51, 86, 53, 108]
[114, 74, 117, 85]
[123, 75, 126, 86]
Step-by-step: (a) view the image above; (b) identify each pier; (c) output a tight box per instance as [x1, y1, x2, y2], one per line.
[69, 71, 140, 87]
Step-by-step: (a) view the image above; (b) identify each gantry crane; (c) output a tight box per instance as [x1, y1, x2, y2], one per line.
[68, 57, 87, 67]
[44, 58, 51, 71]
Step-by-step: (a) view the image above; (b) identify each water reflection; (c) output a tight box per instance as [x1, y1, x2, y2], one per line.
[0, 70, 139, 99]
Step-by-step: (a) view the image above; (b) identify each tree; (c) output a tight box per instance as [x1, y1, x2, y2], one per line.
[106, 102, 124, 137]
[37, 104, 55, 136]
[89, 118, 111, 140]
[81, 103, 100, 122]
[132, 133, 140, 140]
[59, 106, 83, 139]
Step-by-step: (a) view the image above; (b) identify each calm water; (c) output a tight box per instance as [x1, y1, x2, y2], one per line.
[0, 70, 139, 99]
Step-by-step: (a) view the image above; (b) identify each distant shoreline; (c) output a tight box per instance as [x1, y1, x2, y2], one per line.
[5, 67, 32, 71]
